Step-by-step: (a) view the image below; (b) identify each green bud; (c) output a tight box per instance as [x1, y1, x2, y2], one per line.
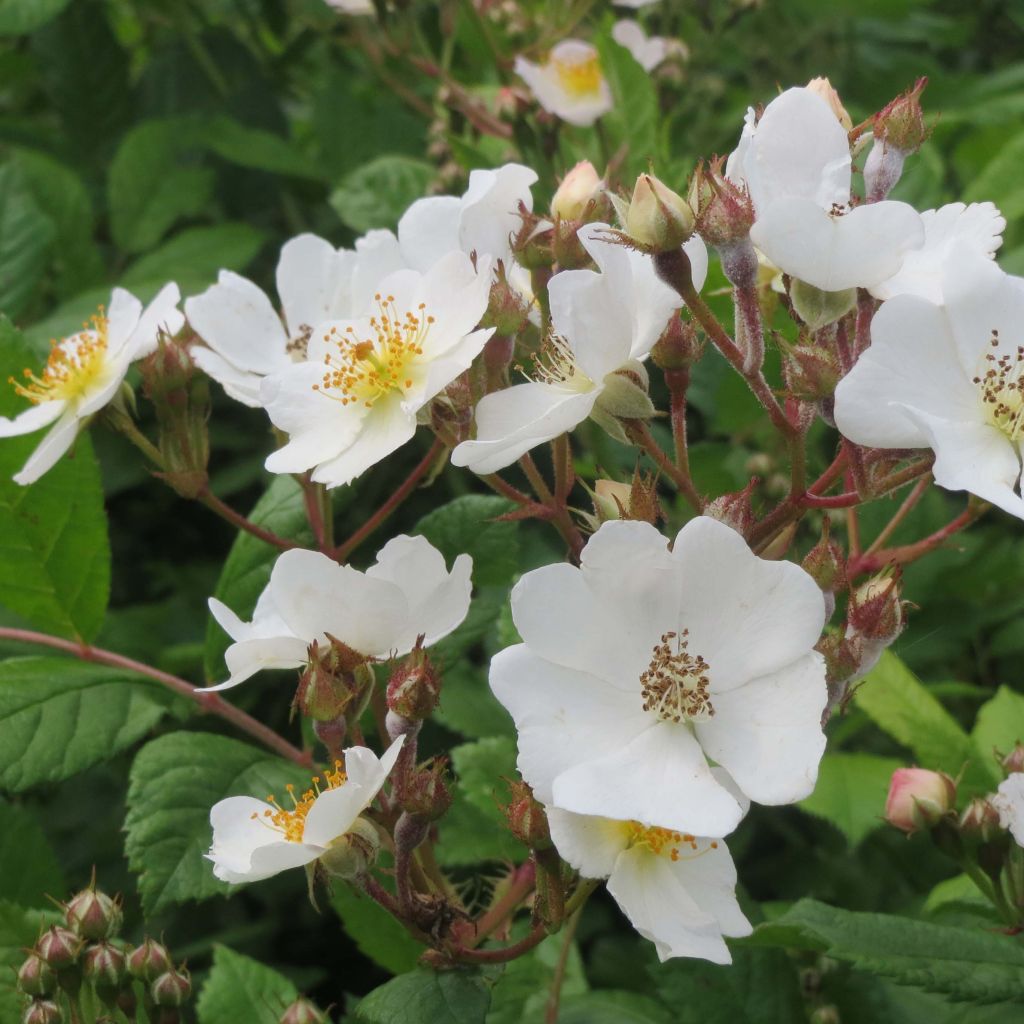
[318, 817, 380, 881]
[626, 174, 695, 252]
[789, 279, 857, 331]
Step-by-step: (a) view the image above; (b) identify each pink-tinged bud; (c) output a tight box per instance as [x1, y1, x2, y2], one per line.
[150, 969, 191, 1008]
[703, 480, 757, 541]
[874, 77, 929, 155]
[1002, 743, 1024, 776]
[65, 887, 122, 941]
[551, 161, 604, 221]
[386, 644, 441, 722]
[396, 757, 453, 822]
[959, 797, 1003, 843]
[17, 954, 56, 997]
[626, 174, 695, 253]
[781, 342, 841, 402]
[802, 517, 847, 596]
[848, 572, 904, 644]
[35, 927, 80, 971]
[280, 998, 328, 1024]
[22, 999, 62, 1024]
[650, 315, 704, 371]
[504, 780, 552, 851]
[294, 637, 369, 723]
[127, 939, 173, 982]
[82, 942, 128, 993]
[806, 77, 852, 131]
[885, 768, 956, 833]
[689, 158, 755, 248]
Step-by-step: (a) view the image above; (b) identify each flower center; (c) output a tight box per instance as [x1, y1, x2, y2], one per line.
[624, 821, 719, 862]
[640, 630, 714, 723]
[253, 762, 347, 843]
[312, 294, 433, 409]
[974, 330, 1024, 442]
[10, 312, 109, 405]
[550, 51, 603, 99]
[522, 333, 592, 392]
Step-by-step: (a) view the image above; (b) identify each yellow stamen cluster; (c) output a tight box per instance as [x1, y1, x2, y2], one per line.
[974, 330, 1024, 442]
[312, 294, 433, 409]
[625, 821, 719, 862]
[10, 311, 109, 405]
[640, 630, 714, 723]
[551, 52, 603, 99]
[253, 761, 348, 844]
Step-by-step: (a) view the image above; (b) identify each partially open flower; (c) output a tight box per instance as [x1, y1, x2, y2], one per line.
[207, 739, 402, 883]
[514, 40, 613, 127]
[551, 161, 604, 222]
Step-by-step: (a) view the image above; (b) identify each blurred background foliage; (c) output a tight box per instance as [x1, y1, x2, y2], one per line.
[3, 0, 1024, 1020]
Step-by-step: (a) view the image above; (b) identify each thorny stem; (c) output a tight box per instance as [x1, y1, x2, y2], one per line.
[625, 419, 702, 511]
[472, 861, 537, 945]
[552, 433, 574, 505]
[734, 284, 765, 374]
[334, 440, 444, 562]
[665, 368, 693, 481]
[864, 477, 931, 555]
[519, 452, 585, 559]
[482, 472, 534, 506]
[0, 627, 312, 767]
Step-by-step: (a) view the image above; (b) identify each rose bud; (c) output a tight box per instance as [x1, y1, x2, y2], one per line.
[1001, 741, 1024, 776]
[280, 998, 328, 1024]
[150, 968, 191, 1008]
[959, 797, 1003, 843]
[626, 174, 695, 252]
[885, 767, 956, 833]
[17, 954, 56, 998]
[22, 1000, 62, 1024]
[551, 160, 604, 222]
[127, 938, 173, 982]
[504, 780, 552, 851]
[65, 887, 122, 941]
[35, 927, 80, 971]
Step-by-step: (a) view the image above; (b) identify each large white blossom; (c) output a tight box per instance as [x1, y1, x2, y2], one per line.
[451, 225, 703, 474]
[548, 803, 751, 963]
[515, 40, 613, 127]
[0, 284, 182, 485]
[208, 738, 403, 883]
[992, 773, 1024, 847]
[834, 253, 1024, 520]
[726, 87, 924, 292]
[260, 250, 493, 487]
[205, 535, 472, 691]
[490, 516, 828, 838]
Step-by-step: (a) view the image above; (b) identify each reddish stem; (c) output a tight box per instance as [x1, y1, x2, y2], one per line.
[199, 490, 302, 552]
[471, 861, 537, 946]
[800, 490, 861, 509]
[625, 420, 702, 512]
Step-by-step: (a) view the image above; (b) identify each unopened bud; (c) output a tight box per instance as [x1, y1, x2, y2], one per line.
[280, 998, 328, 1024]
[885, 767, 956, 834]
[386, 644, 440, 722]
[806, 77, 852, 131]
[789, 279, 857, 332]
[397, 757, 453, 821]
[65, 887, 122, 941]
[551, 161, 604, 221]
[801, 517, 847, 597]
[511, 205, 554, 270]
[504, 780, 552, 850]
[650, 315, 704, 371]
[593, 366, 655, 421]
[35, 927, 80, 971]
[782, 342, 841, 402]
[703, 480, 757, 540]
[689, 158, 755, 251]
[295, 637, 368, 723]
[17, 954, 56, 997]
[874, 77, 928, 155]
[318, 816, 380, 880]
[552, 219, 591, 269]
[483, 265, 531, 337]
[816, 632, 865, 692]
[626, 174, 694, 252]
[848, 572, 903, 644]
[959, 797, 1003, 843]
[592, 479, 632, 522]
[127, 939, 173, 982]
[1002, 742, 1024, 776]
[22, 1000, 62, 1024]
[432, 372, 474, 444]
[82, 942, 128, 993]
[150, 969, 191, 1008]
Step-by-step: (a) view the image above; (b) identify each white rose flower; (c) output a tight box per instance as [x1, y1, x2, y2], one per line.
[834, 253, 1024, 519]
[260, 249, 493, 487]
[992, 773, 1024, 847]
[0, 284, 183, 485]
[611, 20, 687, 72]
[451, 224, 703, 474]
[726, 87, 924, 292]
[515, 40, 613, 127]
[205, 535, 472, 691]
[208, 738, 403, 883]
[548, 805, 751, 963]
[491, 516, 828, 838]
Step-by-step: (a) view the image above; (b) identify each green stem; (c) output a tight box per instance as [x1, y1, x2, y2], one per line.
[625, 420, 702, 512]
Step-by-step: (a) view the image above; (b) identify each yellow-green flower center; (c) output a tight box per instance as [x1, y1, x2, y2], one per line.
[10, 311, 109, 405]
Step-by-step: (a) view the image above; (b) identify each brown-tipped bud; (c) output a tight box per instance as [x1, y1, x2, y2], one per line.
[848, 572, 904, 644]
[483, 264, 531, 338]
[17, 954, 56, 997]
[65, 888, 122, 941]
[704, 480, 757, 541]
[150, 969, 191, 1008]
[280, 998, 328, 1024]
[885, 767, 956, 834]
[397, 757, 453, 822]
[782, 342, 841, 402]
[504, 780, 552, 851]
[511, 204, 554, 270]
[959, 797, 1003, 843]
[22, 1000, 62, 1024]
[626, 174, 695, 253]
[651, 315, 704, 371]
[552, 218, 591, 270]
[35, 927, 80, 971]
[319, 817, 380, 880]
[689, 158, 755, 249]
[386, 644, 441, 722]
[816, 631, 865, 690]
[127, 939, 173, 982]
[802, 517, 847, 595]
[82, 942, 128, 993]
[295, 637, 369, 723]
[1002, 742, 1024, 776]
[806, 77, 853, 131]
[551, 161, 604, 222]
[874, 77, 929, 155]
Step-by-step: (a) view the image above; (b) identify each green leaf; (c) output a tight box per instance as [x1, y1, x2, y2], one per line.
[0, 0, 70, 34]
[435, 661, 513, 741]
[196, 945, 299, 1024]
[0, 901, 58, 1022]
[749, 898, 1024, 1004]
[488, 929, 587, 1024]
[554, 992, 674, 1024]
[124, 732, 310, 915]
[964, 130, 1024, 221]
[204, 476, 315, 683]
[595, 30, 659, 172]
[330, 874, 421, 976]
[799, 752, 904, 845]
[0, 800, 63, 904]
[201, 115, 322, 180]
[354, 967, 492, 1024]
[971, 686, 1024, 768]
[0, 162, 55, 318]
[330, 155, 435, 233]
[924, 874, 990, 915]
[0, 656, 179, 792]
[122, 223, 268, 292]
[438, 736, 523, 867]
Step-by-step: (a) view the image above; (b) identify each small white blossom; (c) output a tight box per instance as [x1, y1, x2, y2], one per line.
[992, 773, 1024, 846]
[611, 20, 686, 72]
[515, 41, 613, 127]
[205, 535, 472, 691]
[834, 253, 1024, 520]
[0, 284, 182, 485]
[208, 738, 403, 883]
[490, 516, 828, 838]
